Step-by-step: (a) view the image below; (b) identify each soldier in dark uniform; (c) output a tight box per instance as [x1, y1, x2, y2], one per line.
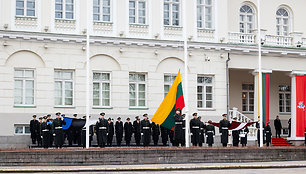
[37, 117, 43, 147]
[232, 117, 240, 147]
[190, 113, 201, 146]
[205, 120, 215, 147]
[30, 115, 40, 144]
[115, 117, 124, 146]
[151, 122, 160, 146]
[107, 118, 114, 146]
[265, 122, 272, 146]
[198, 116, 205, 147]
[160, 126, 169, 146]
[169, 128, 174, 146]
[41, 116, 51, 148]
[96, 112, 108, 148]
[288, 118, 291, 137]
[240, 126, 249, 147]
[81, 116, 94, 148]
[219, 114, 231, 147]
[72, 114, 82, 146]
[174, 108, 184, 147]
[133, 116, 141, 146]
[141, 114, 151, 147]
[124, 118, 133, 146]
[182, 114, 186, 146]
[67, 115, 75, 146]
[47, 115, 53, 147]
[52, 113, 66, 148]
[256, 122, 265, 146]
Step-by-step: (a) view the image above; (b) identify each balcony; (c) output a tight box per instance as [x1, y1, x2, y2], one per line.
[265, 35, 293, 47]
[228, 32, 256, 44]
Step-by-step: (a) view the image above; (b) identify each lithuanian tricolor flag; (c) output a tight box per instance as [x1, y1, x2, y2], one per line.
[151, 70, 185, 130]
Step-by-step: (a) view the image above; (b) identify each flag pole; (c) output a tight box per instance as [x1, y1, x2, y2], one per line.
[257, 0, 263, 147]
[182, 0, 190, 147]
[85, 0, 91, 149]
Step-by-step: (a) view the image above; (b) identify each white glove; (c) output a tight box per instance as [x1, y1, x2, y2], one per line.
[205, 135, 208, 138]
[106, 133, 109, 135]
[41, 136, 43, 139]
[141, 133, 144, 136]
[53, 133, 56, 136]
[213, 136, 215, 138]
[190, 133, 193, 136]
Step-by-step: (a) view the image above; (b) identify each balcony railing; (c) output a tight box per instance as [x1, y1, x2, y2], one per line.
[265, 35, 293, 47]
[228, 32, 256, 44]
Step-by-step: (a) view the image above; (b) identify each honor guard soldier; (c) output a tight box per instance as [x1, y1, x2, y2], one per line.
[232, 117, 240, 147]
[115, 117, 124, 146]
[198, 116, 205, 147]
[81, 116, 94, 148]
[133, 116, 141, 146]
[160, 126, 169, 146]
[206, 120, 215, 147]
[124, 118, 133, 146]
[190, 113, 201, 146]
[30, 115, 40, 145]
[96, 112, 108, 148]
[41, 116, 51, 148]
[240, 126, 249, 147]
[47, 115, 54, 147]
[73, 114, 82, 146]
[52, 113, 66, 148]
[173, 108, 184, 147]
[265, 122, 272, 146]
[219, 114, 231, 147]
[151, 122, 160, 146]
[256, 122, 265, 146]
[37, 117, 43, 147]
[140, 114, 151, 147]
[182, 114, 186, 146]
[107, 118, 114, 146]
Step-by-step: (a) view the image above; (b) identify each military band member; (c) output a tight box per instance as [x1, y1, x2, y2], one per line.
[265, 122, 272, 147]
[124, 118, 133, 146]
[151, 122, 160, 146]
[41, 116, 51, 148]
[190, 113, 201, 146]
[37, 117, 43, 147]
[133, 116, 141, 146]
[173, 108, 184, 147]
[30, 115, 40, 144]
[141, 114, 151, 147]
[81, 116, 94, 148]
[107, 118, 114, 147]
[160, 126, 169, 146]
[232, 117, 239, 147]
[198, 116, 205, 147]
[115, 117, 124, 146]
[96, 112, 108, 148]
[219, 114, 231, 147]
[240, 126, 249, 147]
[52, 113, 66, 148]
[205, 120, 215, 147]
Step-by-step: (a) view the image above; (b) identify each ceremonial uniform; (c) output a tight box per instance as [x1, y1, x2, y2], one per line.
[96, 118, 108, 147]
[81, 125, 94, 148]
[30, 118, 40, 144]
[265, 124, 272, 146]
[190, 118, 201, 146]
[240, 127, 249, 147]
[199, 120, 205, 147]
[256, 122, 265, 146]
[160, 126, 169, 146]
[140, 118, 151, 146]
[37, 119, 43, 147]
[151, 122, 160, 146]
[107, 120, 114, 146]
[115, 119, 124, 146]
[174, 113, 184, 146]
[52, 117, 66, 148]
[133, 119, 141, 146]
[219, 118, 231, 147]
[124, 121, 133, 146]
[205, 124, 215, 147]
[41, 120, 51, 148]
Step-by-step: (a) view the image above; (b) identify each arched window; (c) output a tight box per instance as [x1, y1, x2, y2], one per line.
[276, 8, 290, 36]
[239, 5, 255, 33]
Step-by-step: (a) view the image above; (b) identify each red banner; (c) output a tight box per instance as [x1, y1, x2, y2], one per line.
[296, 75, 306, 137]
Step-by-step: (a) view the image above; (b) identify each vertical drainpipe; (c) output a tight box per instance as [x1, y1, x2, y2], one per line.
[226, 53, 230, 118]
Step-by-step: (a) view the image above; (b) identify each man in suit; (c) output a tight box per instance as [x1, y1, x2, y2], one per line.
[274, 115, 282, 138]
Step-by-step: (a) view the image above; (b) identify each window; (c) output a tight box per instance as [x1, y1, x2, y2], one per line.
[14, 124, 31, 135]
[197, 76, 213, 108]
[239, 5, 254, 33]
[93, 72, 111, 107]
[279, 85, 291, 113]
[276, 8, 290, 36]
[93, 0, 111, 22]
[55, 0, 74, 19]
[164, 0, 180, 26]
[14, 69, 35, 106]
[54, 70, 74, 106]
[197, 0, 213, 29]
[164, 74, 177, 97]
[16, 0, 35, 17]
[129, 73, 146, 107]
[129, 0, 146, 24]
[242, 84, 254, 112]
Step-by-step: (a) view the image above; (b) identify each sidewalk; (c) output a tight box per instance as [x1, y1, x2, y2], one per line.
[1, 161, 306, 173]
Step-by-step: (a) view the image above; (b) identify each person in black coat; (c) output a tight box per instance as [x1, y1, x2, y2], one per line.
[288, 118, 291, 137]
[274, 115, 282, 138]
[124, 118, 133, 146]
[107, 118, 114, 146]
[52, 113, 66, 148]
[182, 114, 186, 146]
[219, 114, 231, 147]
[240, 127, 249, 147]
[47, 114, 54, 147]
[232, 117, 240, 147]
[115, 117, 124, 146]
[73, 114, 82, 146]
[265, 122, 272, 146]
[37, 117, 43, 147]
[205, 120, 215, 147]
[81, 116, 94, 148]
[133, 116, 141, 146]
[256, 122, 265, 146]
[190, 113, 201, 146]
[198, 116, 205, 147]
[160, 126, 169, 146]
[151, 122, 160, 146]
[41, 116, 51, 148]
[174, 108, 184, 147]
[30, 115, 40, 144]
[96, 112, 108, 148]
[141, 114, 151, 147]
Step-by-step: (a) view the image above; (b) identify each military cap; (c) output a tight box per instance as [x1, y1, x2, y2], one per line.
[43, 116, 47, 119]
[73, 114, 77, 117]
[47, 114, 51, 116]
[61, 114, 65, 117]
[117, 117, 121, 120]
[143, 114, 148, 117]
[100, 112, 105, 116]
[222, 114, 227, 117]
[126, 117, 130, 121]
[193, 113, 197, 116]
[108, 117, 112, 121]
[56, 112, 61, 116]
[32, 115, 37, 118]
[39, 117, 43, 120]
[208, 120, 212, 123]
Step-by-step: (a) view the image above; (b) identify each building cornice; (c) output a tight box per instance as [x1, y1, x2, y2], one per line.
[1, 30, 306, 58]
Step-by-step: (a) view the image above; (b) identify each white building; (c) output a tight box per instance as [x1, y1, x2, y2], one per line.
[0, 0, 306, 147]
